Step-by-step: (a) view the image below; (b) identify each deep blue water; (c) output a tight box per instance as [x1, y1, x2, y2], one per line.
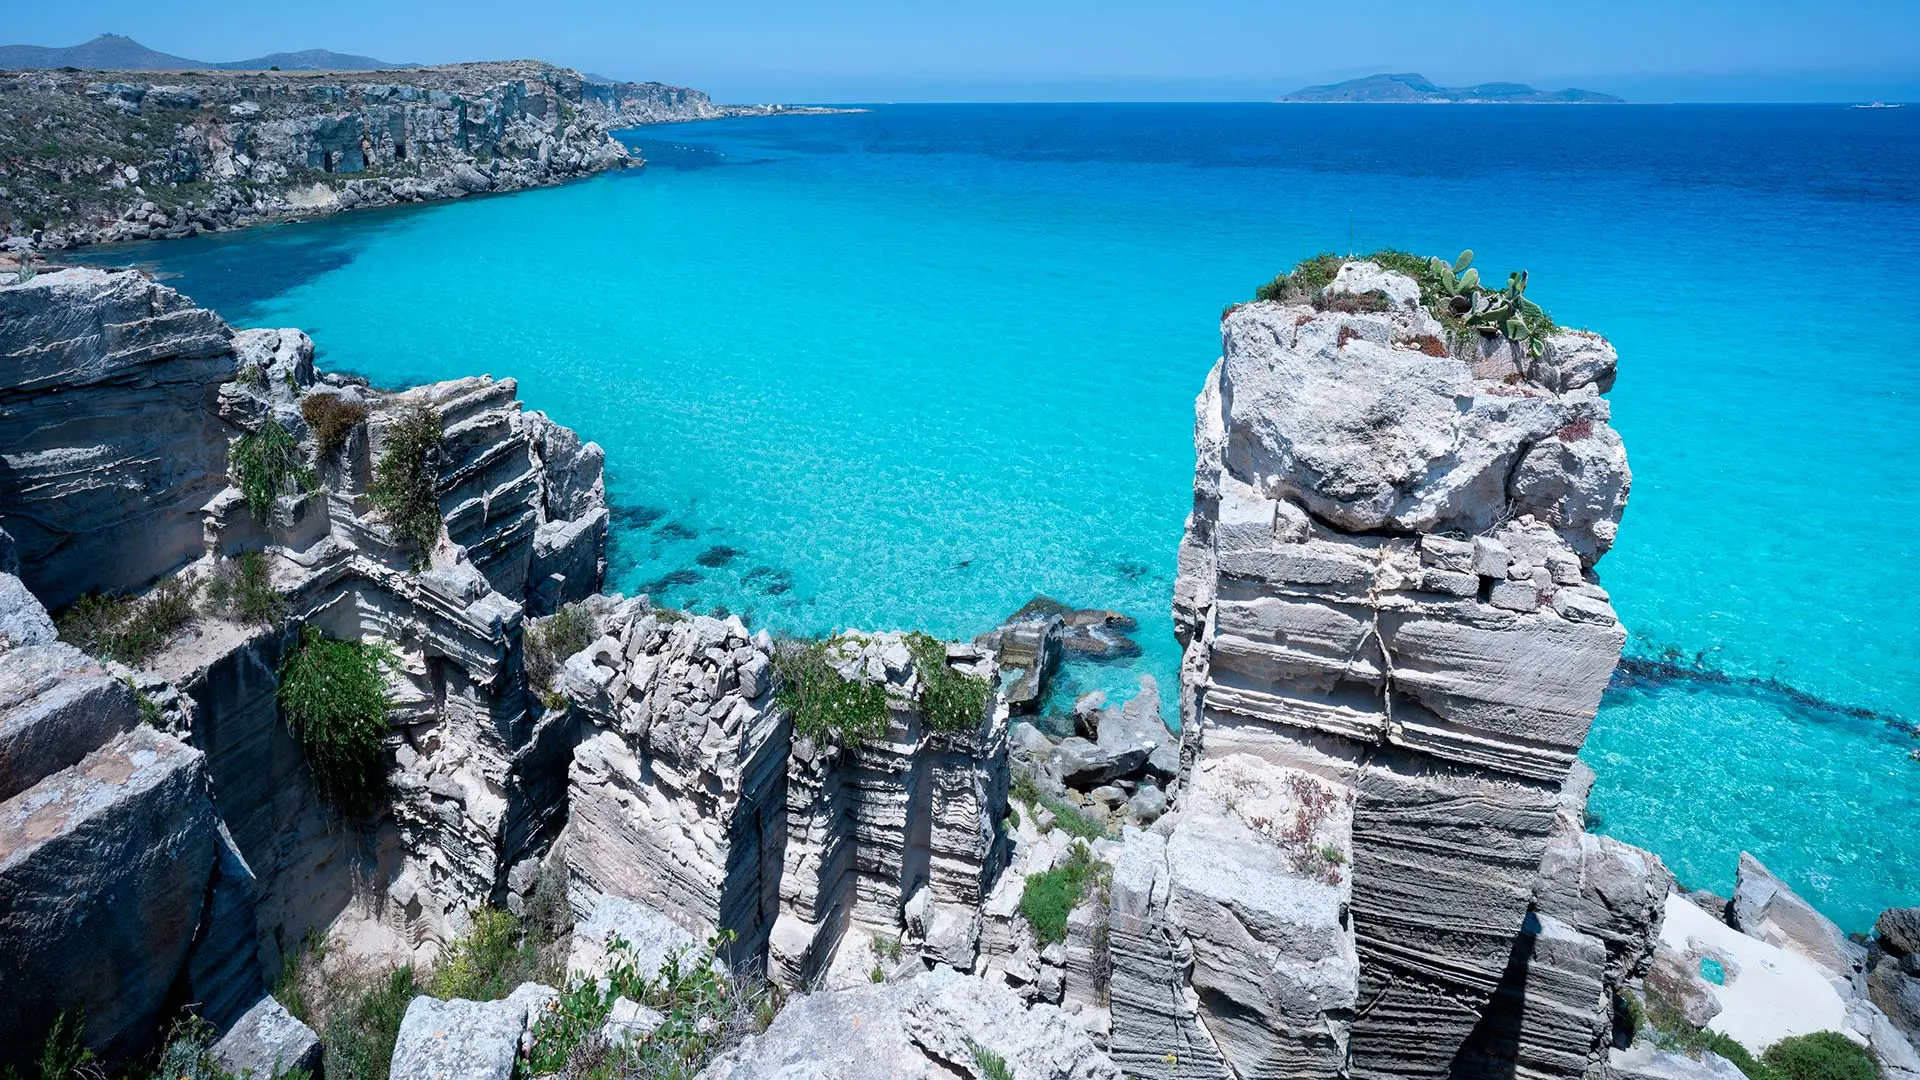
[77, 103, 1920, 931]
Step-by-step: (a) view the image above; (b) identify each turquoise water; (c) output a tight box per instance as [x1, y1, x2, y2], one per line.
[80, 104, 1920, 931]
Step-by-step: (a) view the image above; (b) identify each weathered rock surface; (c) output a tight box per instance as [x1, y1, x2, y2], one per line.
[390, 990, 547, 1080]
[565, 892, 699, 984]
[211, 996, 321, 1079]
[770, 632, 1009, 988]
[0, 725, 221, 1065]
[1729, 852, 1866, 990]
[0, 63, 841, 251]
[560, 601, 787, 967]
[1106, 753, 1359, 1080]
[1171, 262, 1637, 1080]
[699, 966, 1122, 1080]
[1607, 1046, 1747, 1080]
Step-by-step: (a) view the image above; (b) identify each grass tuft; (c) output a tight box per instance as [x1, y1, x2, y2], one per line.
[905, 631, 991, 734]
[1019, 841, 1106, 946]
[773, 636, 891, 748]
[56, 572, 198, 664]
[202, 550, 286, 625]
[525, 603, 596, 702]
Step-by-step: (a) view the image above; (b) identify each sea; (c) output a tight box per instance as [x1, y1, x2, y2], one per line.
[74, 102, 1920, 932]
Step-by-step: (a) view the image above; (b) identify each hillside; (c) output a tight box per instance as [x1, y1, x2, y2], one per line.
[1282, 71, 1622, 103]
[0, 33, 413, 72]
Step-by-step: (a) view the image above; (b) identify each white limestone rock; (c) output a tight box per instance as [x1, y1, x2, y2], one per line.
[699, 966, 1122, 1080]
[390, 995, 530, 1080]
[1729, 852, 1866, 991]
[212, 996, 321, 1079]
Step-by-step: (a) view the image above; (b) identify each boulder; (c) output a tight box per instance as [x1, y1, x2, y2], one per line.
[1050, 736, 1147, 789]
[1729, 852, 1865, 988]
[211, 996, 321, 1079]
[566, 894, 699, 984]
[390, 994, 535, 1080]
[1871, 957, 1920, 1043]
[1881, 908, 1920, 957]
[983, 613, 1062, 713]
[699, 966, 1121, 1080]
[1096, 676, 1179, 779]
[0, 726, 220, 1067]
[1608, 1046, 1747, 1080]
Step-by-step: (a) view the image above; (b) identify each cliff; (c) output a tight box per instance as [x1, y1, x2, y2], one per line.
[3, 255, 1916, 1080]
[0, 61, 826, 250]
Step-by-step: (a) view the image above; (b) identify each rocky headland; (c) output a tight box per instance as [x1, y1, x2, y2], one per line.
[0, 61, 841, 252]
[0, 251, 1914, 1080]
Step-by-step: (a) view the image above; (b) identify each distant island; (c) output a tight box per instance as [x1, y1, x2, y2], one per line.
[0, 32, 416, 71]
[1281, 71, 1622, 103]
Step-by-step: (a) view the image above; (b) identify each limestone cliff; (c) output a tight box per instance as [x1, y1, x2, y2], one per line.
[0, 62, 828, 250]
[1168, 259, 1650, 1080]
[0, 266, 606, 1067]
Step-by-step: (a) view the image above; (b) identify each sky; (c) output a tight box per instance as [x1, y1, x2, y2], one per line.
[7, 0, 1919, 102]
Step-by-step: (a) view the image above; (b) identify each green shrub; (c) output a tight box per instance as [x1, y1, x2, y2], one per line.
[525, 604, 596, 694]
[231, 419, 317, 522]
[1010, 769, 1042, 808]
[1635, 986, 1772, 1080]
[1020, 842, 1103, 946]
[369, 402, 443, 569]
[3, 1011, 93, 1080]
[1764, 1032, 1876, 1080]
[320, 965, 417, 1080]
[277, 626, 394, 813]
[300, 392, 370, 460]
[773, 637, 891, 748]
[56, 572, 199, 664]
[906, 631, 991, 734]
[203, 550, 286, 625]
[1038, 793, 1109, 841]
[431, 907, 543, 1002]
[527, 929, 773, 1080]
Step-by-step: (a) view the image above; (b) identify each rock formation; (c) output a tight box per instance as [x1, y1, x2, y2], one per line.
[0, 62, 838, 251]
[0, 266, 606, 1065]
[1170, 260, 1644, 1080]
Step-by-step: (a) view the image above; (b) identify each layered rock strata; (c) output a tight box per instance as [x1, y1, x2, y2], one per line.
[1172, 261, 1635, 1080]
[0, 267, 606, 1056]
[769, 632, 1010, 987]
[0, 62, 838, 250]
[559, 598, 789, 968]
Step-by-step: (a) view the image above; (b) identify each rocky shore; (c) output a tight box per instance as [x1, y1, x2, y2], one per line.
[1, 255, 1913, 1080]
[0, 61, 842, 251]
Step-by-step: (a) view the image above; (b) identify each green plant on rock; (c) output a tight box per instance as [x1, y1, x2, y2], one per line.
[525, 603, 597, 699]
[431, 906, 546, 1002]
[369, 402, 443, 569]
[202, 549, 286, 625]
[301, 392, 370, 460]
[277, 626, 394, 813]
[1763, 1032, 1878, 1080]
[527, 928, 773, 1080]
[968, 1038, 1014, 1080]
[1038, 792, 1110, 841]
[231, 419, 317, 523]
[3, 1011, 93, 1080]
[773, 636, 891, 748]
[1019, 841, 1106, 946]
[56, 572, 199, 665]
[906, 631, 991, 734]
[320, 965, 417, 1080]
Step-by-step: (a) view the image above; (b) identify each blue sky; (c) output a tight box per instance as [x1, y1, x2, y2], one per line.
[9, 0, 1919, 102]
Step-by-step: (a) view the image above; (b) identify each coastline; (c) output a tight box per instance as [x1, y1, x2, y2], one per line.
[0, 63, 852, 255]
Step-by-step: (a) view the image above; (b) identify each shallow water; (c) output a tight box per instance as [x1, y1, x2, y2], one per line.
[80, 103, 1920, 930]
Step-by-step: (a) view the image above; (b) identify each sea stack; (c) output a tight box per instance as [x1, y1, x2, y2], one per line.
[1170, 258, 1646, 1079]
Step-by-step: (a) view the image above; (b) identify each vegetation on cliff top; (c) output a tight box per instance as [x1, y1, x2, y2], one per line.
[201, 550, 286, 625]
[301, 392, 370, 460]
[1249, 248, 1559, 357]
[1019, 841, 1108, 946]
[276, 626, 394, 813]
[774, 636, 891, 748]
[525, 603, 597, 709]
[905, 630, 991, 734]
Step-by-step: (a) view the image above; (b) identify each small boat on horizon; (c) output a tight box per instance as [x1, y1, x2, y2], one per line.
[1852, 101, 1904, 109]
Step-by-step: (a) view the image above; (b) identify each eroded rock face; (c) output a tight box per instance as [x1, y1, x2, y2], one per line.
[1172, 263, 1637, 1080]
[560, 601, 788, 968]
[770, 631, 1009, 988]
[0, 268, 238, 608]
